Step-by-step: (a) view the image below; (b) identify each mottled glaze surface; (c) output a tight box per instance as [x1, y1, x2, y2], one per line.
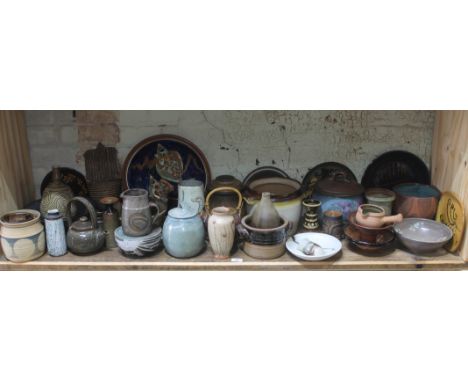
[45, 211, 67, 256]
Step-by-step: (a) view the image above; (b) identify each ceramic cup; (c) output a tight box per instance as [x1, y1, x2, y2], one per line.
[322, 209, 344, 239]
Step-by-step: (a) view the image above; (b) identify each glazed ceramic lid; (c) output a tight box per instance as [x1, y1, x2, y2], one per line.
[315, 175, 364, 197]
[71, 216, 94, 232]
[168, 207, 198, 219]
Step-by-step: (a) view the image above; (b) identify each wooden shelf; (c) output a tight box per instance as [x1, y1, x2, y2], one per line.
[0, 241, 464, 270]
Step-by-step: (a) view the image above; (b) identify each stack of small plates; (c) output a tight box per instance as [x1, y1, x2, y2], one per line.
[114, 227, 162, 258]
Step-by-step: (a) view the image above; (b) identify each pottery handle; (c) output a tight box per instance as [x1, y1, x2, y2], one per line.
[381, 213, 403, 225]
[205, 186, 243, 213]
[66, 196, 98, 229]
[149, 201, 161, 226]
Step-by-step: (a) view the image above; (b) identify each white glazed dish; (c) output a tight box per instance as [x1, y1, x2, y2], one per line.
[286, 232, 342, 261]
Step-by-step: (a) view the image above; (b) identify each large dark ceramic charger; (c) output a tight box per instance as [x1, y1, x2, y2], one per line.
[122, 134, 211, 205]
[361, 151, 430, 189]
[302, 162, 357, 193]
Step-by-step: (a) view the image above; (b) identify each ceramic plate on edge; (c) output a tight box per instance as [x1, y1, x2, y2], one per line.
[436, 191, 465, 252]
[286, 232, 342, 261]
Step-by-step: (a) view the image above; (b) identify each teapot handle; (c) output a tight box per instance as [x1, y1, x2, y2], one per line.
[149, 201, 161, 226]
[205, 187, 243, 213]
[66, 196, 98, 229]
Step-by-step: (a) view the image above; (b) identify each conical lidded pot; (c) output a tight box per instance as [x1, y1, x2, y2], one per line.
[250, 192, 282, 228]
[40, 166, 75, 220]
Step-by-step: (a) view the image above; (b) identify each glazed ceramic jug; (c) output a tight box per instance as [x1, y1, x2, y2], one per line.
[40, 166, 75, 221]
[163, 206, 205, 258]
[44, 209, 67, 256]
[250, 192, 282, 228]
[121, 189, 161, 237]
[0, 209, 46, 263]
[66, 197, 105, 254]
[205, 187, 243, 259]
[178, 179, 204, 214]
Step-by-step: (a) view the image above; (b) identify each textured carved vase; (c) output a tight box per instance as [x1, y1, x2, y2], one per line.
[40, 167, 75, 221]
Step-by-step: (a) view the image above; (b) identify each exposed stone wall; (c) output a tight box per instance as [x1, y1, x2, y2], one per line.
[25, 110, 435, 197]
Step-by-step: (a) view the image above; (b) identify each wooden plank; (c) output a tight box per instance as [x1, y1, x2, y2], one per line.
[0, 242, 463, 271]
[432, 111, 468, 261]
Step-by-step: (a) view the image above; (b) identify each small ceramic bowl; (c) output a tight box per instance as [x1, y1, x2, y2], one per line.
[114, 226, 162, 257]
[394, 218, 453, 254]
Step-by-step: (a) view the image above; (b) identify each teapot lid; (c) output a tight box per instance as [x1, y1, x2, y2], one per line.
[168, 207, 198, 219]
[72, 216, 93, 231]
[316, 174, 364, 197]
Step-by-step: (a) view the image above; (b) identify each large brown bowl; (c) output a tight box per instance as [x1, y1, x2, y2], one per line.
[348, 212, 394, 244]
[393, 183, 440, 219]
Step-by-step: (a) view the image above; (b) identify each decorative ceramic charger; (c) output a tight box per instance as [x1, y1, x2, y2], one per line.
[40, 167, 88, 197]
[242, 166, 289, 187]
[436, 192, 465, 252]
[361, 150, 430, 189]
[302, 162, 357, 195]
[122, 135, 211, 207]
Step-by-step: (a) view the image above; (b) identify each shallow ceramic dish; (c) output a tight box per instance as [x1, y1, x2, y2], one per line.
[242, 166, 289, 187]
[344, 225, 395, 251]
[286, 232, 342, 261]
[394, 218, 453, 254]
[302, 162, 357, 195]
[114, 226, 162, 257]
[122, 134, 211, 208]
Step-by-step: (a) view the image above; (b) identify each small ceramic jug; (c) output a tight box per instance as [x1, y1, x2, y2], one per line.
[250, 192, 282, 229]
[163, 207, 205, 258]
[178, 179, 204, 214]
[356, 204, 403, 228]
[121, 189, 161, 237]
[44, 209, 67, 256]
[205, 187, 243, 259]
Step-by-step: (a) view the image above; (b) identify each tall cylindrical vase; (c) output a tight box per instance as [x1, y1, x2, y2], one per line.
[44, 209, 67, 256]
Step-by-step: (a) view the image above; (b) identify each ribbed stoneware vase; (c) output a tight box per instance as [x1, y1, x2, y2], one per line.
[40, 166, 75, 220]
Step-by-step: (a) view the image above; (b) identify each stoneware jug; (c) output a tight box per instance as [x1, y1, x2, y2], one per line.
[121, 189, 161, 237]
[356, 204, 403, 228]
[66, 197, 105, 255]
[163, 206, 205, 258]
[178, 179, 204, 214]
[44, 209, 67, 256]
[205, 187, 243, 259]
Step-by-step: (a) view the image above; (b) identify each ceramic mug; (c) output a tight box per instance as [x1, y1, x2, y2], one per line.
[121, 189, 161, 236]
[322, 209, 344, 239]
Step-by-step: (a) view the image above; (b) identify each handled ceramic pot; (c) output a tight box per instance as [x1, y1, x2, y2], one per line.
[66, 197, 106, 254]
[205, 187, 243, 259]
[355, 204, 403, 228]
[121, 189, 161, 236]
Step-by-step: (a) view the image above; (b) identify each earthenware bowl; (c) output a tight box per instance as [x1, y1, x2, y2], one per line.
[393, 183, 441, 219]
[242, 241, 286, 260]
[393, 218, 453, 254]
[114, 226, 162, 257]
[240, 215, 289, 246]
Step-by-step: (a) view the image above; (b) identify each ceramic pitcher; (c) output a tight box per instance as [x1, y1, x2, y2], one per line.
[205, 187, 243, 259]
[178, 179, 204, 214]
[121, 189, 161, 236]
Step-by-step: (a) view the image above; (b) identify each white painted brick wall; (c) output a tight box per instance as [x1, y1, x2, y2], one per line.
[25, 110, 435, 198]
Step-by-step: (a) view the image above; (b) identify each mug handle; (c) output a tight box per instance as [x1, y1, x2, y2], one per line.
[149, 201, 161, 226]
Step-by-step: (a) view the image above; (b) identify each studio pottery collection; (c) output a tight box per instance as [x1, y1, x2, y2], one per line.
[2, 133, 464, 265]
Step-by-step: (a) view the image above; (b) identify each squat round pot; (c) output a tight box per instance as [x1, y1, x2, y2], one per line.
[162, 207, 205, 258]
[393, 183, 441, 219]
[0, 209, 46, 263]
